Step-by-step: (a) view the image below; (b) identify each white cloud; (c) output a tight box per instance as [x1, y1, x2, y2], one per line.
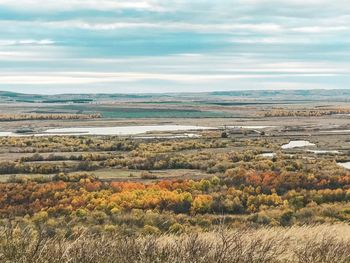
[292, 26, 349, 33]
[44, 20, 283, 33]
[238, 0, 350, 8]
[230, 37, 314, 44]
[0, 39, 55, 46]
[0, 51, 51, 60]
[0, 0, 163, 11]
[0, 71, 342, 85]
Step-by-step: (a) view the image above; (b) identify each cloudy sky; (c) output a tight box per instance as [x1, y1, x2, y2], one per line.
[0, 0, 349, 94]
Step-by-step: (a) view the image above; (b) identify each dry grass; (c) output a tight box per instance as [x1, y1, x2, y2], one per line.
[0, 224, 350, 263]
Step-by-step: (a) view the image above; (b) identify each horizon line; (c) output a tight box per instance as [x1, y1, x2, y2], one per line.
[1, 88, 350, 96]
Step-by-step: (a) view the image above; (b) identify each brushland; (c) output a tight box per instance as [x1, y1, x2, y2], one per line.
[1, 223, 350, 263]
[1, 91, 350, 262]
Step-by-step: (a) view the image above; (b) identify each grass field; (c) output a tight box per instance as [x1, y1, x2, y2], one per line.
[35, 105, 234, 118]
[1, 224, 350, 263]
[92, 168, 211, 181]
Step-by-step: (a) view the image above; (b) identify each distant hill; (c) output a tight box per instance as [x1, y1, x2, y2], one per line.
[0, 89, 349, 103]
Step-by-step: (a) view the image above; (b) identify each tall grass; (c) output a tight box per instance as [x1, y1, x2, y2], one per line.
[0, 224, 349, 262]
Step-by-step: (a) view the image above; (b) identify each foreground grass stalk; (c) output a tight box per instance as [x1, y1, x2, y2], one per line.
[0, 224, 349, 263]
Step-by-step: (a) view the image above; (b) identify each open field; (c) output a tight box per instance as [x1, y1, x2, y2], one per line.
[0, 90, 349, 135]
[0, 90, 350, 262]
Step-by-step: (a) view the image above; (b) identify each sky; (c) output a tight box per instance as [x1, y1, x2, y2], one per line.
[0, 0, 349, 94]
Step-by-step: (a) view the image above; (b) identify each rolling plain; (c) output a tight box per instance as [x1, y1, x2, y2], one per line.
[0, 89, 350, 262]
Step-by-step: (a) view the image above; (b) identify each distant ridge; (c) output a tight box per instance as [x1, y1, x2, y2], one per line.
[0, 89, 349, 103]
